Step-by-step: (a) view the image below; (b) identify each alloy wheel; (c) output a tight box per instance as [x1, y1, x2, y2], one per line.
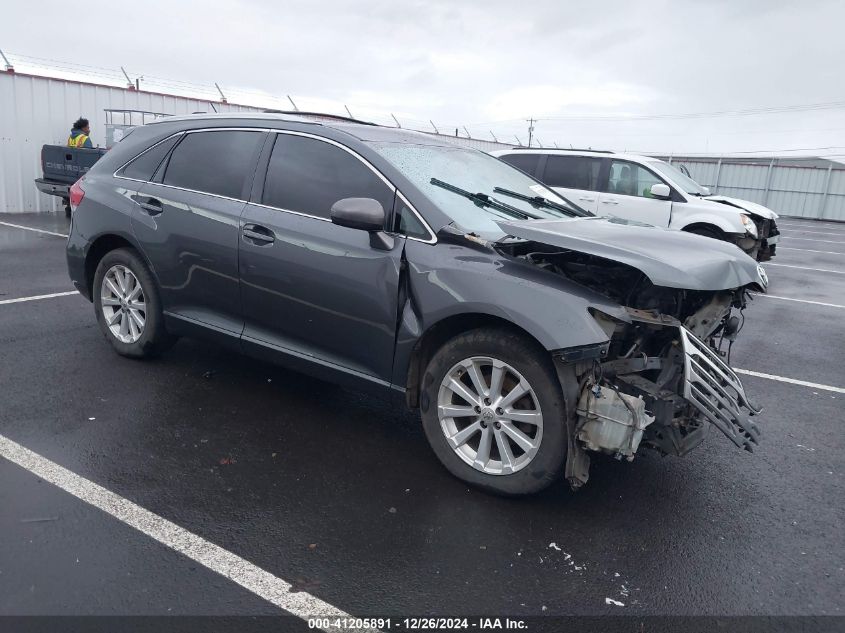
[101, 264, 146, 344]
[437, 356, 544, 475]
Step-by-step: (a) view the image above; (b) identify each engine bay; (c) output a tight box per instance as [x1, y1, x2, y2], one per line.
[499, 240, 761, 489]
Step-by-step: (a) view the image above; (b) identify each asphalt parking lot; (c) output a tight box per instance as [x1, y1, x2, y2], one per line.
[0, 213, 843, 626]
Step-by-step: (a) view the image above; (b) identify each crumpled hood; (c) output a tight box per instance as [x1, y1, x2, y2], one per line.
[496, 216, 767, 291]
[704, 195, 779, 220]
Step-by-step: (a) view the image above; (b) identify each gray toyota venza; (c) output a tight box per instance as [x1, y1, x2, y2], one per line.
[66, 113, 767, 495]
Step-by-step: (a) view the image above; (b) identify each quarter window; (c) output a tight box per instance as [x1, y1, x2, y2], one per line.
[162, 131, 263, 199]
[262, 134, 394, 221]
[119, 135, 181, 182]
[499, 153, 541, 176]
[607, 160, 664, 198]
[543, 155, 602, 191]
[391, 197, 430, 240]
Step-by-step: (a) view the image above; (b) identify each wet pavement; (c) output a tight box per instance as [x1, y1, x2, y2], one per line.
[0, 212, 843, 621]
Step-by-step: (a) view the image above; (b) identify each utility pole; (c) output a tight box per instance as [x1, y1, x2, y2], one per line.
[526, 117, 536, 148]
[121, 66, 135, 90]
[0, 49, 14, 72]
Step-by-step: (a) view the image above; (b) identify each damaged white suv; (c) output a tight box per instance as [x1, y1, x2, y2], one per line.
[492, 148, 780, 261]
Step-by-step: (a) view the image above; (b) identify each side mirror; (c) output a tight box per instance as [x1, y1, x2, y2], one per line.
[331, 197, 386, 231]
[650, 183, 671, 199]
[700, 186, 711, 196]
[330, 197, 394, 250]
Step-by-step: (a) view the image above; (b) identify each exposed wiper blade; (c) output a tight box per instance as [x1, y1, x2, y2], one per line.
[430, 178, 541, 220]
[493, 186, 590, 217]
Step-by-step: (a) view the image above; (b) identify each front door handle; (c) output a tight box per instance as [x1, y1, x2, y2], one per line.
[242, 223, 275, 245]
[601, 199, 619, 205]
[138, 198, 163, 215]
[578, 197, 596, 202]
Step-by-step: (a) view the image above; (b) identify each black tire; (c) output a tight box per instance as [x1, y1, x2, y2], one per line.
[92, 247, 176, 358]
[419, 327, 567, 496]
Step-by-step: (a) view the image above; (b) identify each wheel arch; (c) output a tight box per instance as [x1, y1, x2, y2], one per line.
[681, 222, 727, 238]
[84, 233, 153, 300]
[403, 312, 549, 409]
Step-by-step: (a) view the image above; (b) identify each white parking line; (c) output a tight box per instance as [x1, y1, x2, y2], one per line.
[0, 220, 68, 238]
[779, 222, 844, 229]
[782, 237, 844, 244]
[765, 263, 845, 275]
[0, 434, 356, 629]
[734, 369, 845, 394]
[0, 291, 79, 305]
[783, 230, 845, 236]
[778, 247, 845, 255]
[755, 294, 845, 309]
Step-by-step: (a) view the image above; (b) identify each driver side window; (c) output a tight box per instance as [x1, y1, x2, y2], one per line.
[607, 160, 664, 198]
[262, 134, 395, 221]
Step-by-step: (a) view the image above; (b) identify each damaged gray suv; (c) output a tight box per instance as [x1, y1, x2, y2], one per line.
[66, 113, 767, 495]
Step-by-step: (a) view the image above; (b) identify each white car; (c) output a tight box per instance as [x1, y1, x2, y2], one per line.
[491, 149, 779, 261]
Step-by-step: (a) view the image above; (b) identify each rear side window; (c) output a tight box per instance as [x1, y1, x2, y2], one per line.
[162, 131, 263, 199]
[262, 134, 394, 220]
[119, 135, 181, 181]
[499, 153, 541, 176]
[543, 155, 602, 190]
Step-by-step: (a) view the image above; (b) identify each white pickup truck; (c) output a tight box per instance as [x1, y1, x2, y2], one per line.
[492, 148, 779, 261]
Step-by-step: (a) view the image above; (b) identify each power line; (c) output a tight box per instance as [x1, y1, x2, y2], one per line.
[535, 100, 845, 122]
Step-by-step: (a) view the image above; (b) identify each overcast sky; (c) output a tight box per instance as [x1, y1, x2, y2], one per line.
[2, 0, 843, 155]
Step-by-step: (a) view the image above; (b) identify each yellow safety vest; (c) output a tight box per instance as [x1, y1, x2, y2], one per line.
[67, 134, 89, 148]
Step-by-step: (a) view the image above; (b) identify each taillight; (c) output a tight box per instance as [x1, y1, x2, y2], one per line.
[69, 178, 85, 211]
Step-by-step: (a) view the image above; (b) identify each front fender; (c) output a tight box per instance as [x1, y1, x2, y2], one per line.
[671, 203, 746, 234]
[392, 239, 628, 386]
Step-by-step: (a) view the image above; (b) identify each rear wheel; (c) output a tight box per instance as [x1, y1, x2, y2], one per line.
[93, 248, 175, 358]
[419, 328, 567, 495]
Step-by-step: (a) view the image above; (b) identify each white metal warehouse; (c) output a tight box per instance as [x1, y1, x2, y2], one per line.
[1, 68, 842, 221]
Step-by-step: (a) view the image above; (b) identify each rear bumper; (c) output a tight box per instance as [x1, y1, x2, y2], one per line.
[34, 178, 70, 199]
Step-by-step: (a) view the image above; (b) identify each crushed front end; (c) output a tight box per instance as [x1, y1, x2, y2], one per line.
[501, 244, 763, 489]
[556, 296, 762, 489]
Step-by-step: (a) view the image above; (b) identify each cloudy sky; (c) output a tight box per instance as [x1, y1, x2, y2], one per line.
[2, 0, 843, 155]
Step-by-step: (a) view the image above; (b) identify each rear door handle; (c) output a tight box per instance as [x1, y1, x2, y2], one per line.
[601, 199, 619, 205]
[137, 198, 163, 215]
[578, 197, 596, 202]
[242, 223, 275, 245]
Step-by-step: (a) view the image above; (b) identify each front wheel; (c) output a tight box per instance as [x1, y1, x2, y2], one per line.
[419, 328, 567, 495]
[92, 248, 176, 358]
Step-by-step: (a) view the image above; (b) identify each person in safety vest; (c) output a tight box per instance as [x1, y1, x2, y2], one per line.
[67, 117, 94, 148]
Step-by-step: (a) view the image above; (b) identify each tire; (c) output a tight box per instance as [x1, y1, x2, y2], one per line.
[419, 327, 567, 495]
[92, 247, 176, 358]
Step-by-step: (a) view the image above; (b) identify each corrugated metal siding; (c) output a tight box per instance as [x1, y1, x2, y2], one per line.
[670, 156, 845, 221]
[0, 72, 262, 213]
